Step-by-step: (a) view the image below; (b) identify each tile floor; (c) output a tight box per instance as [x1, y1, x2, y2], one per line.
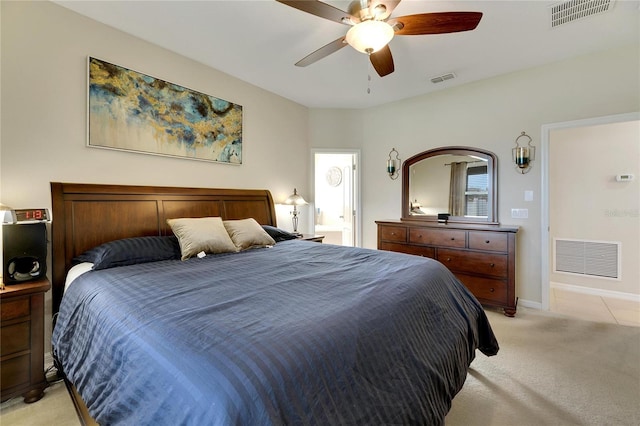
[550, 286, 640, 327]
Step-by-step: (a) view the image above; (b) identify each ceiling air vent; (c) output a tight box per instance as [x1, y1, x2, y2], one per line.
[550, 0, 615, 28]
[430, 73, 456, 84]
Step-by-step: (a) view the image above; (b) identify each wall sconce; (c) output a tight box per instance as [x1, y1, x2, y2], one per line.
[512, 131, 535, 174]
[387, 148, 400, 180]
[284, 188, 308, 235]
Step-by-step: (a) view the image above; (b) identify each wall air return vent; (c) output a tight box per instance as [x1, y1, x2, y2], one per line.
[430, 73, 456, 84]
[550, 0, 615, 28]
[554, 238, 621, 279]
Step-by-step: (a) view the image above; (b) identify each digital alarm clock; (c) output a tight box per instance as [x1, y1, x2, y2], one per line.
[2, 208, 51, 224]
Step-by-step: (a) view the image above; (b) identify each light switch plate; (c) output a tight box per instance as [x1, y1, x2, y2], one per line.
[524, 190, 533, 201]
[511, 208, 529, 219]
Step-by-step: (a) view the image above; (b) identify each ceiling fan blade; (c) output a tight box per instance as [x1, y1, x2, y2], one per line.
[295, 36, 348, 67]
[277, 0, 354, 25]
[391, 12, 482, 35]
[369, 45, 394, 77]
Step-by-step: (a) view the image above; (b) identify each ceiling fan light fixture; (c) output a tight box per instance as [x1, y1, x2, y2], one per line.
[346, 20, 394, 54]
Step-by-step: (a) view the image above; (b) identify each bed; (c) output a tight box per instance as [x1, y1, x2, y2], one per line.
[50, 182, 499, 425]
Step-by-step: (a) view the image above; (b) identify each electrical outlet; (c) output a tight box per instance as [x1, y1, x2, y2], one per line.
[511, 208, 528, 219]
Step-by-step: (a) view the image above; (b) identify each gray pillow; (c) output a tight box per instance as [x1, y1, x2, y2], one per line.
[73, 236, 181, 270]
[261, 225, 298, 242]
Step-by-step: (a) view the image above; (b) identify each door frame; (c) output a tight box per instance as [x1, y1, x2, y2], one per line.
[540, 111, 639, 310]
[311, 148, 361, 247]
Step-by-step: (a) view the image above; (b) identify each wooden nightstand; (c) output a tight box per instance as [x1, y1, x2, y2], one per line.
[298, 234, 325, 243]
[1, 278, 50, 403]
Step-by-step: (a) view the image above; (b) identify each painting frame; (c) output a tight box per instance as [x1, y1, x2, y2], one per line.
[87, 56, 243, 164]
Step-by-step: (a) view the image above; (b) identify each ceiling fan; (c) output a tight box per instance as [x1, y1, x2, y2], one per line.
[276, 0, 482, 77]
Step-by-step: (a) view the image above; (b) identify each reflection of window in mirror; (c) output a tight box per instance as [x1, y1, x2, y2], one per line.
[465, 165, 488, 217]
[448, 161, 488, 217]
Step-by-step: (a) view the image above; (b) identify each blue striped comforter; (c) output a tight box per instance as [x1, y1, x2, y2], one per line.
[52, 240, 498, 425]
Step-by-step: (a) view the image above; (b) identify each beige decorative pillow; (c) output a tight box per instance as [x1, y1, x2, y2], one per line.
[223, 218, 276, 251]
[167, 217, 238, 260]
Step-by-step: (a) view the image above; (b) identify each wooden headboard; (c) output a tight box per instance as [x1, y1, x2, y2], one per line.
[50, 182, 277, 313]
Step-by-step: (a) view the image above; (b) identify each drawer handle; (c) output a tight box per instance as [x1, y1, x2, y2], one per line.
[489, 288, 495, 293]
[489, 263, 495, 267]
[446, 257, 452, 262]
[391, 232, 396, 236]
[485, 240, 491, 244]
[450, 237, 455, 241]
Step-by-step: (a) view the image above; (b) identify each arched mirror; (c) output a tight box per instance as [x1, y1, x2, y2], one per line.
[402, 146, 498, 224]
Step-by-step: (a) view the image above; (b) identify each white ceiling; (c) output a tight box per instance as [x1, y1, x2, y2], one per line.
[55, 0, 639, 109]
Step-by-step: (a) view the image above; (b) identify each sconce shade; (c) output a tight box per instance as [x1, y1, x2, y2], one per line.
[514, 147, 530, 167]
[387, 162, 395, 174]
[346, 20, 394, 54]
[284, 188, 308, 206]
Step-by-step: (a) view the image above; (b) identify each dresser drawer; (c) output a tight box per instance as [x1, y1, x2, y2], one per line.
[379, 226, 407, 243]
[0, 354, 30, 391]
[455, 273, 508, 304]
[468, 231, 508, 252]
[438, 248, 507, 278]
[1, 298, 30, 321]
[379, 242, 435, 259]
[1, 322, 31, 355]
[409, 228, 466, 248]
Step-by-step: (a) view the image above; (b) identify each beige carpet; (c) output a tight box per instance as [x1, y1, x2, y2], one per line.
[1, 307, 639, 425]
[446, 307, 640, 425]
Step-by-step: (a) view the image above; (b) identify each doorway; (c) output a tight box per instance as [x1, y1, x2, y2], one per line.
[312, 150, 360, 247]
[541, 112, 639, 319]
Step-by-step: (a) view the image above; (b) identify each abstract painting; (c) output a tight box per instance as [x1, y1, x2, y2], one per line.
[88, 57, 242, 164]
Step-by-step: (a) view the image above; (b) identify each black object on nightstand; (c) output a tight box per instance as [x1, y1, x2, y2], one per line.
[298, 234, 325, 243]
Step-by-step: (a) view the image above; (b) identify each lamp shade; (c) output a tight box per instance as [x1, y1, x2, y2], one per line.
[284, 188, 308, 206]
[346, 20, 394, 54]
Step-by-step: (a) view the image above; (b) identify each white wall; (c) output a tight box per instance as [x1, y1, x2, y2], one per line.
[550, 120, 639, 295]
[310, 44, 640, 306]
[1, 1, 311, 339]
[1, 1, 310, 222]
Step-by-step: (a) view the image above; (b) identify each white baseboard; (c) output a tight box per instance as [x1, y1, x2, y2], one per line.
[518, 298, 543, 310]
[551, 281, 640, 302]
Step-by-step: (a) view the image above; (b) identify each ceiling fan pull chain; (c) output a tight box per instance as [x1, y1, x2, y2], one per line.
[367, 74, 371, 94]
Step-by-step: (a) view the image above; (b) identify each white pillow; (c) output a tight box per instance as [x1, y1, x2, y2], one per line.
[167, 217, 238, 260]
[224, 218, 276, 251]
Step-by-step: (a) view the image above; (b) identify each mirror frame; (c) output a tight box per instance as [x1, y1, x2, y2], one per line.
[401, 146, 498, 225]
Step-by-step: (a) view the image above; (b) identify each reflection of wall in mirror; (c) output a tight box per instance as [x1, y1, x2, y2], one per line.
[410, 155, 468, 216]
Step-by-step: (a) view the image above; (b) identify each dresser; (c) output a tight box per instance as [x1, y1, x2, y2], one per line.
[376, 220, 518, 316]
[1, 278, 50, 403]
